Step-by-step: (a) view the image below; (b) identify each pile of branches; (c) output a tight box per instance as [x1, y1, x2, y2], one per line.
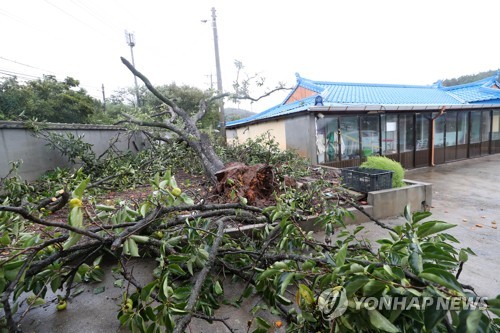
[1, 173, 499, 333]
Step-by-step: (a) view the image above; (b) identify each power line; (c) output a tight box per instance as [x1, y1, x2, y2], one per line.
[43, 0, 114, 38]
[0, 68, 40, 80]
[0, 56, 56, 74]
[69, 0, 123, 33]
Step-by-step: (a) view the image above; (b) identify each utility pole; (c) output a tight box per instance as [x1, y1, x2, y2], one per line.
[125, 30, 140, 108]
[101, 83, 106, 112]
[211, 7, 226, 142]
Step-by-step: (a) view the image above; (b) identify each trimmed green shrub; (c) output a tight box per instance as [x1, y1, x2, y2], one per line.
[361, 156, 405, 188]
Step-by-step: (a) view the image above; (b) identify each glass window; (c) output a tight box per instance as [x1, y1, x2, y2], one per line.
[457, 112, 468, 144]
[382, 114, 398, 154]
[399, 114, 414, 152]
[416, 113, 430, 150]
[481, 110, 491, 143]
[492, 111, 500, 140]
[470, 112, 481, 143]
[360, 115, 380, 157]
[340, 116, 360, 160]
[446, 111, 457, 146]
[316, 117, 339, 163]
[434, 113, 445, 148]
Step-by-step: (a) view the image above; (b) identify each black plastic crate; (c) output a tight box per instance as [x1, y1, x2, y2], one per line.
[340, 167, 393, 193]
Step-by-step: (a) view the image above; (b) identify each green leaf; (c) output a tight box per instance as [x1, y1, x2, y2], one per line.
[335, 243, 348, 267]
[409, 251, 423, 275]
[344, 276, 369, 297]
[0, 233, 10, 245]
[412, 211, 432, 225]
[279, 272, 295, 295]
[368, 309, 400, 332]
[241, 286, 254, 298]
[93, 286, 105, 294]
[50, 276, 62, 292]
[140, 281, 157, 301]
[297, 284, 315, 306]
[416, 221, 456, 238]
[68, 207, 83, 228]
[276, 294, 293, 305]
[258, 269, 279, 281]
[419, 268, 464, 293]
[62, 232, 82, 250]
[180, 193, 194, 205]
[186, 260, 194, 276]
[139, 203, 150, 218]
[456, 310, 483, 333]
[95, 204, 115, 212]
[254, 316, 271, 329]
[114, 279, 124, 288]
[458, 249, 469, 262]
[362, 279, 386, 296]
[424, 300, 448, 331]
[167, 264, 186, 276]
[169, 175, 178, 189]
[172, 287, 192, 301]
[403, 205, 412, 222]
[162, 275, 171, 299]
[127, 238, 140, 257]
[214, 280, 223, 295]
[72, 176, 90, 199]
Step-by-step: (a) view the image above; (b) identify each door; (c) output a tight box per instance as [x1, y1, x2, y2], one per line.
[414, 113, 431, 168]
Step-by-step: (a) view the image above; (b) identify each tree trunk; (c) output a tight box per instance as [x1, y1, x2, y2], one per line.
[188, 132, 225, 183]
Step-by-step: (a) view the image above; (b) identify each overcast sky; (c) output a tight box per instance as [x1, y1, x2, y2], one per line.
[1, 0, 499, 112]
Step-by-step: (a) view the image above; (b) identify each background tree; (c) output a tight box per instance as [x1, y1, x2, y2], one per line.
[0, 75, 100, 123]
[441, 68, 499, 86]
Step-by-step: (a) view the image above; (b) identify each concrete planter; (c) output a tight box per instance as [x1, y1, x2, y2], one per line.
[367, 179, 432, 220]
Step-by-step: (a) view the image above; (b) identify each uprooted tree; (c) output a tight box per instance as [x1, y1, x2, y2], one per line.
[1, 62, 500, 333]
[118, 56, 287, 187]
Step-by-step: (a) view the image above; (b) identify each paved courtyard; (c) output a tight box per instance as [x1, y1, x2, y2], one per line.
[406, 155, 500, 297]
[348, 154, 500, 298]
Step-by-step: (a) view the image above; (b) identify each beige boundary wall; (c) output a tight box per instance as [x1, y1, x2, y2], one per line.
[226, 114, 316, 164]
[227, 119, 287, 150]
[0, 121, 146, 181]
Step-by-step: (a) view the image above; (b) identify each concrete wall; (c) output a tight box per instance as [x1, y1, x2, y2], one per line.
[367, 180, 432, 219]
[284, 114, 316, 163]
[0, 121, 146, 181]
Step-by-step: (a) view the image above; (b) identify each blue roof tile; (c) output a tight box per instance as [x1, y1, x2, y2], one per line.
[227, 74, 500, 127]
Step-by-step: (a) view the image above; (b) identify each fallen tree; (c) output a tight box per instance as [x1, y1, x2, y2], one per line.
[1, 171, 499, 332]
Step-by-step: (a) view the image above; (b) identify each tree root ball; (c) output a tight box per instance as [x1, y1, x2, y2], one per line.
[214, 162, 275, 205]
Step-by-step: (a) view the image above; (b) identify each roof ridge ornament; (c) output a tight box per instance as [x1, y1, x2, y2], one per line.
[295, 72, 301, 82]
[315, 95, 324, 106]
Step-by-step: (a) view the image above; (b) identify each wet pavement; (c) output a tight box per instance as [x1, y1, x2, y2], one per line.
[18, 154, 500, 332]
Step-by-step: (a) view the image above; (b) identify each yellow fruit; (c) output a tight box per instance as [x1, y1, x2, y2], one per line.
[171, 188, 182, 197]
[69, 198, 83, 209]
[56, 300, 67, 311]
[153, 231, 164, 239]
[122, 299, 134, 313]
[94, 265, 100, 270]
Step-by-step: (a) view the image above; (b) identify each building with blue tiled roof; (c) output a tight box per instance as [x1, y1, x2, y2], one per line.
[227, 73, 500, 169]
